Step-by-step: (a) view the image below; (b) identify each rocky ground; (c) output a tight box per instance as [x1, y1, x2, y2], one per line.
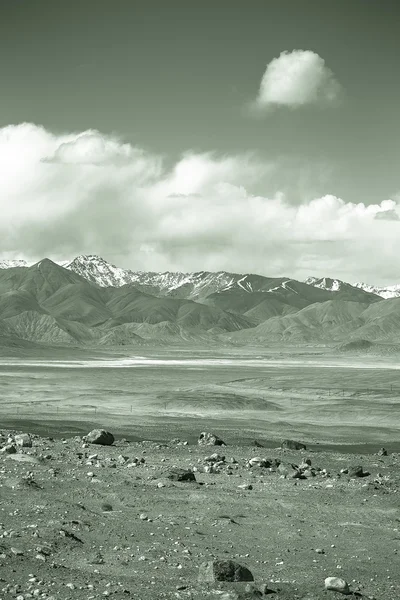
[0, 429, 399, 600]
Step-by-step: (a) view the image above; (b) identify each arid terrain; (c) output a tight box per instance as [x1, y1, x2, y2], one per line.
[0, 348, 399, 599]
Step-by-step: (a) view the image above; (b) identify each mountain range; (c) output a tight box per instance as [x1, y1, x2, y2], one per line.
[1, 255, 400, 349]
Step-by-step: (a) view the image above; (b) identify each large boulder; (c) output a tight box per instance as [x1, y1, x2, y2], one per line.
[86, 429, 114, 446]
[15, 433, 32, 448]
[282, 439, 306, 450]
[198, 560, 254, 582]
[198, 432, 226, 446]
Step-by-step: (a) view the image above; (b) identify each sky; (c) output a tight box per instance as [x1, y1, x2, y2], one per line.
[0, 0, 400, 284]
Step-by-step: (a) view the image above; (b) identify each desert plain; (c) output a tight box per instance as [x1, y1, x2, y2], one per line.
[0, 346, 399, 600]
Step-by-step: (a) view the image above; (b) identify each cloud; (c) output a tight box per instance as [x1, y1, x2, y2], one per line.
[0, 123, 399, 285]
[251, 50, 342, 111]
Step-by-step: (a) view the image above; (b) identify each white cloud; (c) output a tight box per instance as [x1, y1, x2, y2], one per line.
[251, 50, 342, 111]
[0, 123, 399, 285]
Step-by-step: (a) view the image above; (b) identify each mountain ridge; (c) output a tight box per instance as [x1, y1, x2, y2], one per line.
[2, 254, 400, 299]
[1, 255, 400, 350]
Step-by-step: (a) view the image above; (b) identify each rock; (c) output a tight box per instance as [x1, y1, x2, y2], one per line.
[291, 470, 307, 479]
[348, 465, 369, 478]
[377, 447, 388, 456]
[167, 468, 196, 482]
[198, 432, 226, 446]
[282, 439, 306, 450]
[324, 576, 350, 594]
[248, 457, 271, 468]
[1, 444, 17, 454]
[258, 583, 275, 595]
[238, 483, 253, 490]
[206, 453, 226, 462]
[86, 429, 114, 446]
[277, 463, 297, 477]
[198, 559, 254, 582]
[7, 454, 40, 464]
[14, 433, 32, 447]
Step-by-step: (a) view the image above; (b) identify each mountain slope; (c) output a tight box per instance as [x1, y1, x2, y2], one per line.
[0, 254, 397, 348]
[225, 300, 368, 343]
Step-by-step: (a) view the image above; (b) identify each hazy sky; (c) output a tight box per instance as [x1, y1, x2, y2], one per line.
[1, 0, 400, 284]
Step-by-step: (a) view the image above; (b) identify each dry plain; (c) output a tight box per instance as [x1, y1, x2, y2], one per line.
[0, 346, 399, 599]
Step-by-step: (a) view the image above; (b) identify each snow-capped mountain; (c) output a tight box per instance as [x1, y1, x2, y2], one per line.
[353, 282, 400, 299]
[305, 276, 400, 299]
[2, 254, 400, 301]
[61, 255, 138, 287]
[304, 277, 343, 292]
[0, 259, 29, 269]
[61, 255, 279, 299]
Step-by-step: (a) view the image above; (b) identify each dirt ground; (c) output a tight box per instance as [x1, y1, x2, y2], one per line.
[0, 428, 399, 600]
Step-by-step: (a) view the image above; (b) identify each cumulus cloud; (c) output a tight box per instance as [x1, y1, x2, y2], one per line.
[0, 122, 399, 284]
[251, 50, 342, 111]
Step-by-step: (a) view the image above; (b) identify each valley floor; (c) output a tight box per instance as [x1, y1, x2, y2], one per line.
[0, 345, 400, 448]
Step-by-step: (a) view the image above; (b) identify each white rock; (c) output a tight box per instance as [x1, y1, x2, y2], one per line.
[324, 576, 350, 594]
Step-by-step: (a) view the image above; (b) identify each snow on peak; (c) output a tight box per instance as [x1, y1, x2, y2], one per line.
[304, 276, 342, 292]
[353, 281, 400, 299]
[0, 259, 29, 269]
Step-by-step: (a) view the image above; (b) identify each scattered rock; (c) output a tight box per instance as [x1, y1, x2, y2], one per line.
[324, 576, 350, 594]
[86, 429, 115, 446]
[198, 432, 226, 446]
[198, 559, 254, 582]
[377, 447, 388, 456]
